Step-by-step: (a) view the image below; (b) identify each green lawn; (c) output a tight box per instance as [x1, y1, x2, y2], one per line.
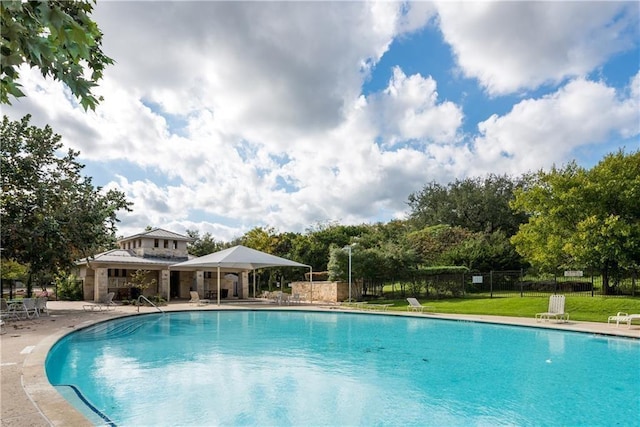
[376, 295, 640, 323]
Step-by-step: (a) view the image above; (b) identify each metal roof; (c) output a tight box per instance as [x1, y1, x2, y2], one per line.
[119, 228, 194, 242]
[76, 249, 190, 267]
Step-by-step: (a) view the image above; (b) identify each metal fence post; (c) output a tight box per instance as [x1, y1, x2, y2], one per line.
[462, 272, 466, 296]
[518, 268, 523, 297]
[490, 271, 493, 298]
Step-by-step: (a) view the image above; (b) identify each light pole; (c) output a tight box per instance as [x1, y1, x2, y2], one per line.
[343, 245, 352, 302]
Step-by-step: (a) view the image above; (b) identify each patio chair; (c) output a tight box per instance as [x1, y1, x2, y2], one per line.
[535, 295, 569, 323]
[189, 291, 210, 306]
[608, 312, 640, 328]
[1, 298, 20, 321]
[83, 292, 116, 311]
[22, 298, 40, 318]
[407, 298, 424, 312]
[35, 297, 49, 316]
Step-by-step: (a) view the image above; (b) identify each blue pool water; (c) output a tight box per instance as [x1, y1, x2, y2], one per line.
[46, 311, 639, 426]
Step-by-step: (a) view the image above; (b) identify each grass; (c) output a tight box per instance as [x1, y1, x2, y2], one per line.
[375, 295, 640, 323]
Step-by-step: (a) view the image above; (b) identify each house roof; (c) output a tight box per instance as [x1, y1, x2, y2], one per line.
[76, 249, 191, 267]
[119, 228, 194, 242]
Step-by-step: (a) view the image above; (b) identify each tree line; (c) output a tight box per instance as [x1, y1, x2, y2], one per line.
[189, 151, 639, 296]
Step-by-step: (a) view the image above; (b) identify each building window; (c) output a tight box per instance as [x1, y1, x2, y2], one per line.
[164, 239, 169, 248]
[138, 239, 142, 247]
[154, 239, 159, 248]
[172, 240, 178, 249]
[204, 272, 212, 279]
[109, 269, 125, 277]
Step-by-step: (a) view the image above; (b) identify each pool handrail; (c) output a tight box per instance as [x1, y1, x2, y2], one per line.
[137, 295, 164, 313]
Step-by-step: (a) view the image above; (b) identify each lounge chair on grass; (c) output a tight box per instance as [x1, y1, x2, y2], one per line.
[406, 298, 434, 313]
[83, 292, 116, 312]
[189, 291, 210, 306]
[407, 298, 424, 312]
[535, 295, 568, 323]
[608, 312, 640, 328]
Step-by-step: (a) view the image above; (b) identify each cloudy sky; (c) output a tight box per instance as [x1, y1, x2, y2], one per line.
[4, 1, 639, 242]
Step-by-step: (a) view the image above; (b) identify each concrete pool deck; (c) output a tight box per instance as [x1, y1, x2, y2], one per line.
[2, 300, 638, 426]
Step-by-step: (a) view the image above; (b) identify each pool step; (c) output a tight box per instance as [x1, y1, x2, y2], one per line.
[74, 316, 159, 341]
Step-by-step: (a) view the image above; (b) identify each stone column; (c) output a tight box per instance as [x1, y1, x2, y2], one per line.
[160, 270, 170, 300]
[196, 271, 204, 297]
[94, 268, 108, 302]
[240, 271, 249, 299]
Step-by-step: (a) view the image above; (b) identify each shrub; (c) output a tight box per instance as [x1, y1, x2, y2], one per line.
[56, 274, 83, 301]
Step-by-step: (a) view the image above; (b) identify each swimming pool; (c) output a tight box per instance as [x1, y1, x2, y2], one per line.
[46, 311, 640, 426]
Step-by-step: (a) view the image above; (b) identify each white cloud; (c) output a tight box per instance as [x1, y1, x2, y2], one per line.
[3, 1, 636, 243]
[367, 67, 463, 147]
[436, 1, 637, 95]
[469, 75, 640, 174]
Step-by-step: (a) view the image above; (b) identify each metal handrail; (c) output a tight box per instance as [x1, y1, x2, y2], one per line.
[137, 295, 164, 313]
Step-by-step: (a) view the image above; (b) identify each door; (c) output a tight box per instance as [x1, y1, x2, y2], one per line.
[170, 271, 180, 298]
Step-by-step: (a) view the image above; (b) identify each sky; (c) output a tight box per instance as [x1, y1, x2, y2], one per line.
[3, 1, 639, 242]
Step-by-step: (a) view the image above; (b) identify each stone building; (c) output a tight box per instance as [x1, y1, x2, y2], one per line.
[75, 228, 241, 302]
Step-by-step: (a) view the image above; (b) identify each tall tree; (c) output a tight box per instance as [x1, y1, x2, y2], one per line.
[1, 115, 131, 295]
[186, 230, 225, 257]
[511, 151, 640, 293]
[1, 0, 113, 110]
[408, 174, 528, 235]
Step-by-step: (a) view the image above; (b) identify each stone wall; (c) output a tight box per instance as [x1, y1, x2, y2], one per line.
[291, 281, 352, 302]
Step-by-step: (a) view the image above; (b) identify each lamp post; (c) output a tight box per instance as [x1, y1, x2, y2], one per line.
[343, 245, 352, 302]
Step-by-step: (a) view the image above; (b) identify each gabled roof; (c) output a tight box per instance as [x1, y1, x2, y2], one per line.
[76, 249, 191, 267]
[119, 228, 194, 242]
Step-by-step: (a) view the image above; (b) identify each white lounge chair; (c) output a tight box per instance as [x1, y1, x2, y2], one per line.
[535, 295, 569, 323]
[189, 291, 210, 306]
[608, 312, 640, 328]
[407, 298, 424, 312]
[83, 292, 116, 311]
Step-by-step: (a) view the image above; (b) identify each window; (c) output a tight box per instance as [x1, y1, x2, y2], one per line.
[204, 272, 212, 279]
[164, 239, 169, 248]
[138, 239, 142, 247]
[154, 239, 159, 248]
[172, 240, 178, 249]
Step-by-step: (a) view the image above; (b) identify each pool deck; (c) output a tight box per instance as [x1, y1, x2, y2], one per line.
[2, 299, 639, 426]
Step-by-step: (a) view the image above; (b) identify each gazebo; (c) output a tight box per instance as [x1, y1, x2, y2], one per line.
[170, 245, 312, 305]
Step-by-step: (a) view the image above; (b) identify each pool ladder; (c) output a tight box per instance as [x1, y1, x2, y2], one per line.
[137, 295, 164, 314]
